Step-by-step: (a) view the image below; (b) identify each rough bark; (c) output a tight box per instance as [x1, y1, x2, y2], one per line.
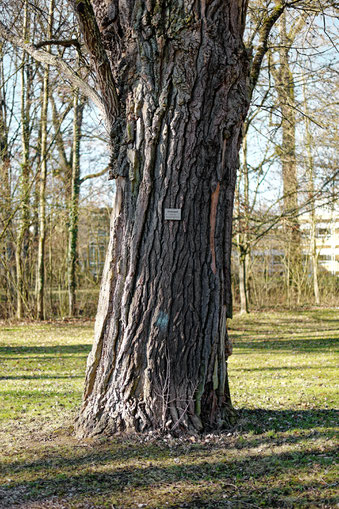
[75, 1, 250, 437]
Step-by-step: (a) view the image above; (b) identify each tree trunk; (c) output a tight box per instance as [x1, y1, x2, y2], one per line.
[272, 14, 301, 305]
[36, 71, 48, 320]
[75, 1, 249, 437]
[239, 250, 249, 314]
[302, 77, 320, 305]
[16, 0, 31, 319]
[0, 44, 14, 316]
[311, 220, 320, 304]
[36, 0, 54, 320]
[67, 88, 83, 316]
[235, 133, 250, 314]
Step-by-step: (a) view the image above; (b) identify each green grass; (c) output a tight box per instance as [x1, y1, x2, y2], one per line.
[0, 310, 338, 508]
[0, 322, 93, 425]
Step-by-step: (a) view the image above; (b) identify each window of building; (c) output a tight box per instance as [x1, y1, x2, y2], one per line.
[99, 245, 105, 264]
[316, 228, 330, 238]
[89, 243, 96, 266]
[273, 254, 284, 265]
[318, 254, 331, 262]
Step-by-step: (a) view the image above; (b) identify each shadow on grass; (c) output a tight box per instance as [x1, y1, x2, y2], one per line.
[0, 375, 83, 380]
[231, 336, 338, 352]
[231, 365, 337, 372]
[308, 312, 339, 324]
[1, 438, 337, 508]
[0, 344, 91, 359]
[1, 409, 337, 507]
[0, 357, 88, 361]
[0, 390, 82, 399]
[236, 408, 338, 433]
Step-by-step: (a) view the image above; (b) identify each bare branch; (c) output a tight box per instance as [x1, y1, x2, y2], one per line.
[0, 18, 105, 114]
[70, 0, 119, 128]
[34, 38, 81, 50]
[250, 3, 286, 94]
[80, 166, 109, 183]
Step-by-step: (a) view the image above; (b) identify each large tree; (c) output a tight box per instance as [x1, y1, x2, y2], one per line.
[71, 0, 251, 436]
[0, 0, 301, 435]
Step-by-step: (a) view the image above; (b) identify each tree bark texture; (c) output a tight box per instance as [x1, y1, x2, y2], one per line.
[75, 0, 250, 437]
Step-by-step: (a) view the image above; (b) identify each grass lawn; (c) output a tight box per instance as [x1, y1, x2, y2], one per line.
[0, 310, 338, 508]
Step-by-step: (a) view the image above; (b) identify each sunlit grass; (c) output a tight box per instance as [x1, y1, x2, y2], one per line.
[0, 310, 338, 508]
[228, 309, 339, 420]
[0, 322, 92, 424]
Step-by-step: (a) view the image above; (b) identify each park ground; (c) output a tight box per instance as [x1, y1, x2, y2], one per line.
[0, 309, 338, 508]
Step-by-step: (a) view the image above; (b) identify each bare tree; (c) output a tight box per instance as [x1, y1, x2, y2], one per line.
[15, 0, 32, 318]
[36, 0, 54, 319]
[0, 0, 336, 434]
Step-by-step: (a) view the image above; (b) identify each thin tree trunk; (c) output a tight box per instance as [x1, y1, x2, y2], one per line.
[36, 68, 48, 319]
[302, 78, 320, 305]
[237, 134, 250, 314]
[67, 88, 83, 316]
[75, 1, 250, 437]
[311, 220, 320, 304]
[16, 0, 31, 319]
[239, 250, 249, 314]
[272, 14, 301, 305]
[0, 44, 14, 315]
[235, 180, 249, 315]
[50, 86, 84, 317]
[36, 0, 54, 320]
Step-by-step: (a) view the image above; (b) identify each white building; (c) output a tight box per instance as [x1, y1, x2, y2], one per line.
[300, 200, 339, 276]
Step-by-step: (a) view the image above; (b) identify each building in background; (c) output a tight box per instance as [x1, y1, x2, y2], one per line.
[300, 201, 339, 276]
[247, 200, 339, 277]
[78, 206, 110, 279]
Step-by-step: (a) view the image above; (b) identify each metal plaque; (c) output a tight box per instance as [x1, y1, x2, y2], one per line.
[164, 208, 182, 220]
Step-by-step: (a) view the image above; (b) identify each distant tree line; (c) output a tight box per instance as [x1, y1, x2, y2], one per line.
[0, 0, 111, 319]
[0, 0, 337, 321]
[233, 4, 338, 313]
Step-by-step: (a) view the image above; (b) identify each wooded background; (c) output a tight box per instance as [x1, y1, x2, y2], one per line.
[0, 0, 338, 320]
